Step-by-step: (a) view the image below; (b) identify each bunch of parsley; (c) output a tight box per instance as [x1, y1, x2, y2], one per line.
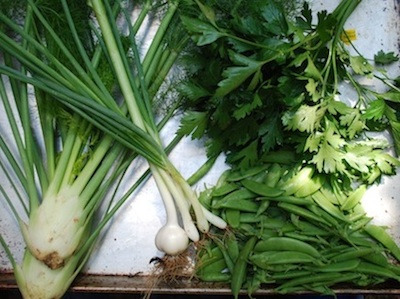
[177, 0, 400, 187]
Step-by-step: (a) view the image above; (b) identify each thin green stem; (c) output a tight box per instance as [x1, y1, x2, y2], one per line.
[90, 0, 147, 131]
[27, 0, 116, 109]
[148, 48, 180, 97]
[35, 90, 56, 181]
[0, 234, 18, 269]
[131, 0, 152, 35]
[80, 142, 125, 214]
[144, 43, 166, 86]
[0, 63, 40, 211]
[122, 3, 159, 138]
[71, 135, 115, 198]
[0, 162, 28, 217]
[141, 1, 179, 79]
[60, 0, 121, 112]
[59, 128, 86, 190]
[45, 120, 80, 197]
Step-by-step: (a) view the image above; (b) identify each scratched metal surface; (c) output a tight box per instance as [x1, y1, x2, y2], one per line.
[0, 0, 400, 280]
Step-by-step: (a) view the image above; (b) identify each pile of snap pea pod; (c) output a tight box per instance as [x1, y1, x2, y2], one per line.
[195, 159, 400, 297]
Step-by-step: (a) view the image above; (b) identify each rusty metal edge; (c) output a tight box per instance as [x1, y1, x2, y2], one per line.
[2, 273, 400, 296]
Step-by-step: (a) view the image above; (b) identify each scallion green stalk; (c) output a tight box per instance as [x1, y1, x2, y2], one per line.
[88, 0, 226, 254]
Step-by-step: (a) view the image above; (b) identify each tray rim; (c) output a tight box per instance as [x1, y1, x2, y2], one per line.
[1, 272, 400, 295]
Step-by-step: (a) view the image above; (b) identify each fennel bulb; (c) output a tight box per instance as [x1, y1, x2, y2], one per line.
[20, 186, 86, 269]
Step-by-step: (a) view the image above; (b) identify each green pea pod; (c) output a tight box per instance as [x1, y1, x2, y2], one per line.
[263, 163, 283, 188]
[355, 261, 400, 280]
[257, 263, 302, 273]
[278, 202, 331, 227]
[277, 165, 314, 196]
[197, 258, 227, 274]
[347, 204, 368, 222]
[294, 174, 325, 197]
[341, 184, 367, 211]
[331, 247, 377, 262]
[303, 273, 362, 291]
[255, 217, 287, 229]
[283, 232, 330, 246]
[239, 212, 267, 223]
[239, 223, 259, 236]
[212, 188, 256, 209]
[250, 251, 319, 268]
[255, 200, 270, 217]
[276, 272, 344, 291]
[312, 258, 360, 272]
[389, 264, 400, 276]
[241, 178, 285, 198]
[362, 251, 390, 267]
[263, 195, 313, 205]
[251, 167, 270, 183]
[225, 231, 240, 263]
[308, 204, 340, 225]
[231, 236, 257, 299]
[253, 237, 321, 258]
[347, 231, 382, 248]
[213, 237, 235, 273]
[197, 245, 224, 268]
[187, 154, 218, 185]
[198, 188, 213, 207]
[226, 165, 269, 182]
[364, 224, 400, 262]
[320, 244, 351, 259]
[291, 218, 331, 236]
[225, 208, 241, 228]
[219, 198, 259, 212]
[271, 270, 312, 280]
[212, 182, 240, 197]
[311, 191, 350, 223]
[318, 185, 340, 205]
[347, 215, 372, 232]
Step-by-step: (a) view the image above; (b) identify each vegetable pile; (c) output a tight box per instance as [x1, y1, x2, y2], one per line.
[177, 0, 400, 296]
[0, 0, 400, 298]
[196, 163, 400, 296]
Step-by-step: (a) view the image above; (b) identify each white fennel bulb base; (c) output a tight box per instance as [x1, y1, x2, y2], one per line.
[14, 250, 79, 299]
[20, 186, 87, 269]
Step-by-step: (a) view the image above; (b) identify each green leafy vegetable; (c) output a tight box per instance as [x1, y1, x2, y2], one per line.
[176, 0, 400, 296]
[178, 0, 400, 183]
[374, 50, 399, 65]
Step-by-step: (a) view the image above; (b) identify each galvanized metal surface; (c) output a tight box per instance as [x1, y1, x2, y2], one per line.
[3, 272, 400, 296]
[1, 0, 400, 294]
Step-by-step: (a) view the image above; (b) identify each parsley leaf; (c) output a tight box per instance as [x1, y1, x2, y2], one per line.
[179, 0, 399, 175]
[308, 123, 347, 173]
[232, 93, 263, 120]
[282, 104, 325, 133]
[350, 55, 374, 76]
[181, 16, 225, 46]
[216, 51, 264, 96]
[261, 1, 289, 36]
[177, 111, 208, 139]
[363, 98, 386, 121]
[374, 50, 399, 65]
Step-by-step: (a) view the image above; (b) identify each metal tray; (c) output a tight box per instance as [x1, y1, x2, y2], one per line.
[1, 0, 400, 295]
